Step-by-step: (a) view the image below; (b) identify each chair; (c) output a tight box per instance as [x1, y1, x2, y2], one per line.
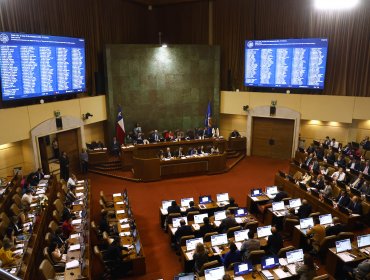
[61, 184, 68, 195]
[204, 232, 218, 242]
[293, 171, 303, 181]
[39, 258, 64, 280]
[180, 235, 195, 247]
[196, 260, 219, 277]
[277, 246, 295, 258]
[91, 221, 101, 239]
[337, 232, 355, 242]
[312, 274, 330, 280]
[282, 218, 299, 240]
[166, 212, 181, 229]
[52, 210, 62, 224]
[186, 211, 199, 222]
[0, 212, 10, 229]
[12, 194, 22, 208]
[226, 226, 242, 239]
[56, 191, 65, 201]
[248, 250, 266, 265]
[10, 203, 22, 217]
[43, 247, 65, 273]
[53, 199, 64, 214]
[45, 232, 52, 245]
[15, 187, 22, 195]
[0, 221, 7, 238]
[48, 221, 59, 234]
[227, 206, 238, 214]
[244, 221, 258, 236]
[100, 190, 114, 208]
[309, 212, 321, 219]
[318, 235, 337, 263]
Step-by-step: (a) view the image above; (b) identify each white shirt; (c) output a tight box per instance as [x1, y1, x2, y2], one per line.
[21, 193, 33, 205]
[67, 177, 76, 187]
[332, 171, 346, 181]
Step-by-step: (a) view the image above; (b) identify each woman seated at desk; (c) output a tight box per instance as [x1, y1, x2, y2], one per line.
[0, 239, 20, 267]
[48, 242, 66, 264]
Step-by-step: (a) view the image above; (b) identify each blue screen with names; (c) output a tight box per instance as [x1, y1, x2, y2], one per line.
[0, 32, 86, 101]
[244, 38, 328, 89]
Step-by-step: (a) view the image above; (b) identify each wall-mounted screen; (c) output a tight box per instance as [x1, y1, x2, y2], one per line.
[244, 38, 328, 90]
[0, 32, 86, 101]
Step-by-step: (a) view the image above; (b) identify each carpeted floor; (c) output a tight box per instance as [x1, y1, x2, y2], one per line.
[89, 156, 290, 280]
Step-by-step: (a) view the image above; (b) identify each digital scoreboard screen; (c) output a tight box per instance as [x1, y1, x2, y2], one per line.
[244, 38, 328, 90]
[0, 32, 86, 101]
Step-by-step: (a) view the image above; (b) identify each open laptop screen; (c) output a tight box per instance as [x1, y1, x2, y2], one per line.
[251, 189, 262, 197]
[272, 201, 285, 211]
[216, 193, 229, 202]
[194, 213, 208, 224]
[286, 249, 304, 264]
[162, 200, 175, 209]
[257, 225, 272, 238]
[199, 195, 212, 204]
[181, 197, 194, 207]
[357, 234, 370, 248]
[336, 239, 352, 253]
[174, 273, 195, 280]
[214, 210, 226, 221]
[186, 237, 204, 251]
[204, 266, 225, 280]
[266, 186, 278, 195]
[319, 214, 333, 225]
[300, 217, 314, 229]
[211, 234, 228, 247]
[234, 229, 249, 242]
[289, 198, 302, 208]
[235, 208, 248, 217]
[172, 217, 188, 228]
[234, 261, 253, 276]
[261, 255, 280, 269]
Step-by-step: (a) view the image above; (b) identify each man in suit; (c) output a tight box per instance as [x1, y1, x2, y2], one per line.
[174, 147, 184, 158]
[59, 151, 70, 181]
[306, 217, 326, 253]
[347, 159, 361, 171]
[240, 231, 260, 259]
[312, 174, 325, 190]
[111, 137, 121, 156]
[297, 199, 312, 219]
[224, 197, 238, 210]
[219, 210, 238, 233]
[273, 186, 288, 202]
[186, 201, 199, 214]
[174, 219, 193, 246]
[164, 147, 172, 159]
[361, 160, 370, 175]
[336, 155, 347, 168]
[230, 129, 241, 138]
[34, 168, 44, 183]
[263, 226, 283, 255]
[151, 130, 162, 142]
[167, 201, 181, 214]
[309, 157, 320, 174]
[336, 190, 351, 208]
[359, 181, 370, 195]
[348, 196, 363, 215]
[326, 217, 346, 236]
[304, 153, 314, 167]
[198, 217, 215, 237]
[350, 172, 365, 189]
[331, 167, 346, 182]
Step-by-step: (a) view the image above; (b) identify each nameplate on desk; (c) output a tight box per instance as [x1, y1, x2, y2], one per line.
[116, 210, 125, 214]
[233, 277, 244, 280]
[70, 233, 80, 239]
[121, 223, 130, 229]
[69, 244, 81, 251]
[116, 201, 124, 205]
[72, 219, 82, 225]
[119, 231, 131, 236]
[66, 259, 80, 269]
[113, 193, 121, 197]
[76, 187, 84, 191]
[275, 268, 292, 278]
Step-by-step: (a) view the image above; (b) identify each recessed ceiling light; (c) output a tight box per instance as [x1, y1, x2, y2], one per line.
[314, 0, 360, 10]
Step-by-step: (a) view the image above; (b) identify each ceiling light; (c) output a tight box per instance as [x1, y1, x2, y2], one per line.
[314, 0, 360, 10]
[161, 44, 167, 48]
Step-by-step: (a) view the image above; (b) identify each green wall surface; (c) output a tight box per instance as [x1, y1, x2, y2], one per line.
[105, 44, 220, 140]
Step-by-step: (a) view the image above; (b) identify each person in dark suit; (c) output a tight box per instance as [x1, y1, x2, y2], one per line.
[111, 137, 121, 156]
[34, 168, 44, 183]
[325, 150, 336, 163]
[309, 158, 320, 174]
[336, 155, 347, 168]
[219, 210, 238, 233]
[350, 172, 365, 189]
[174, 147, 184, 158]
[312, 174, 325, 190]
[151, 130, 162, 142]
[347, 159, 361, 171]
[230, 129, 241, 138]
[104, 236, 132, 276]
[263, 226, 283, 255]
[359, 181, 370, 195]
[223, 197, 238, 210]
[273, 186, 288, 202]
[221, 241, 242, 268]
[336, 190, 351, 208]
[361, 160, 369, 175]
[325, 217, 346, 236]
[165, 147, 172, 158]
[297, 199, 312, 219]
[167, 201, 181, 214]
[174, 219, 193, 245]
[59, 151, 70, 181]
[348, 196, 363, 215]
[306, 145, 315, 155]
[186, 201, 199, 214]
[198, 217, 215, 237]
[303, 153, 314, 167]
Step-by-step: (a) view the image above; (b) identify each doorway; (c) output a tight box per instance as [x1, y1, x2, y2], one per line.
[251, 117, 295, 159]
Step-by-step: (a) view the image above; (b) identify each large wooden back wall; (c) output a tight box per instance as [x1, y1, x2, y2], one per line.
[1, 0, 369, 96]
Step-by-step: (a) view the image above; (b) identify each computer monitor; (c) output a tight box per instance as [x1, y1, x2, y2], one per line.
[319, 214, 333, 225]
[266, 186, 278, 195]
[162, 200, 175, 210]
[181, 197, 194, 207]
[211, 233, 228, 247]
[174, 273, 195, 280]
[257, 225, 272, 238]
[300, 217, 314, 229]
[234, 261, 253, 276]
[194, 213, 208, 224]
[251, 188, 262, 197]
[172, 217, 188, 228]
[234, 229, 250, 242]
[286, 249, 304, 264]
[235, 208, 248, 217]
[216, 193, 229, 202]
[336, 239, 352, 253]
[204, 266, 225, 280]
[261, 255, 280, 270]
[214, 210, 227, 221]
[357, 234, 370, 248]
[186, 237, 204, 251]
[289, 198, 302, 208]
[199, 195, 212, 204]
[272, 201, 285, 211]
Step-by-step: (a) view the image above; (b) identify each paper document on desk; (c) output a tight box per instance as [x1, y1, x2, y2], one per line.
[119, 231, 131, 236]
[121, 223, 130, 229]
[119, 218, 129, 223]
[251, 197, 259, 201]
[287, 264, 297, 274]
[116, 210, 125, 214]
[261, 270, 274, 279]
[66, 259, 80, 270]
[338, 252, 355, 262]
[72, 219, 82, 225]
[160, 208, 168, 215]
[186, 251, 194, 260]
[70, 233, 80, 239]
[15, 243, 24, 249]
[69, 244, 81, 251]
[235, 217, 245, 224]
[116, 201, 124, 205]
[44, 175, 51, 179]
[275, 268, 291, 278]
[113, 193, 121, 197]
[76, 187, 84, 191]
[279, 258, 288, 266]
[77, 180, 84, 184]
[38, 183, 47, 187]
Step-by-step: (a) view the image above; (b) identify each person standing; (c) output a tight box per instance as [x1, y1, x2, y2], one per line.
[59, 151, 70, 181]
[80, 148, 88, 174]
[52, 138, 59, 159]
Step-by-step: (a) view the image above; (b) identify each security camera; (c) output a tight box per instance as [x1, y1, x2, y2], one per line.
[243, 105, 249, 112]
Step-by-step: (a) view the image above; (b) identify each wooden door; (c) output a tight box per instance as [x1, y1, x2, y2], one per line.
[251, 117, 294, 159]
[38, 137, 50, 174]
[58, 129, 80, 175]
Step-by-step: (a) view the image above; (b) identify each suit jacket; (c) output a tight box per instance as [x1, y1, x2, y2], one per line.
[348, 201, 363, 215]
[266, 232, 283, 255]
[326, 223, 346, 236]
[298, 204, 312, 219]
[336, 194, 351, 207]
[224, 202, 239, 210]
[348, 162, 361, 171]
[174, 149, 185, 158]
[175, 225, 193, 242]
[315, 179, 325, 190]
[219, 217, 238, 233]
[186, 206, 199, 214]
[351, 177, 365, 189]
[198, 223, 216, 237]
[359, 184, 370, 195]
[167, 205, 181, 214]
[273, 191, 288, 202]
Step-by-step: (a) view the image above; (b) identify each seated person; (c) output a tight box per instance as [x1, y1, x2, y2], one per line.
[193, 243, 209, 274]
[230, 129, 241, 138]
[306, 217, 326, 253]
[221, 241, 242, 268]
[300, 172, 312, 184]
[158, 149, 164, 159]
[240, 231, 260, 259]
[223, 197, 238, 210]
[312, 174, 325, 190]
[186, 201, 199, 214]
[263, 226, 283, 255]
[320, 165, 329, 175]
[189, 147, 198, 156]
[174, 147, 185, 157]
[21, 189, 37, 212]
[111, 137, 121, 155]
[197, 146, 205, 154]
[62, 201, 75, 222]
[361, 160, 369, 175]
[133, 123, 142, 138]
[295, 254, 317, 279]
[343, 258, 370, 280]
[34, 168, 44, 183]
[323, 136, 331, 146]
[361, 136, 370, 150]
[219, 210, 238, 233]
[65, 185, 77, 204]
[67, 174, 77, 188]
[309, 158, 320, 174]
[165, 147, 172, 158]
[335, 190, 351, 208]
[62, 217, 75, 239]
[174, 219, 193, 247]
[10, 216, 24, 236]
[336, 155, 347, 168]
[359, 181, 370, 195]
[330, 138, 339, 148]
[48, 241, 66, 264]
[0, 239, 20, 267]
[331, 167, 346, 182]
[297, 199, 312, 219]
[303, 153, 314, 167]
[51, 228, 68, 249]
[325, 150, 336, 163]
[198, 217, 215, 237]
[164, 130, 174, 140]
[99, 210, 111, 234]
[151, 130, 162, 142]
[306, 144, 315, 155]
[211, 145, 219, 154]
[258, 185, 288, 214]
[3, 228, 16, 250]
[325, 217, 346, 236]
[350, 172, 365, 189]
[186, 129, 195, 140]
[320, 180, 333, 198]
[348, 196, 362, 215]
[347, 159, 361, 171]
[167, 201, 181, 214]
[104, 236, 132, 276]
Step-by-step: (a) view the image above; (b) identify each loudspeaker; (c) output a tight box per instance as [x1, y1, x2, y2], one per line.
[94, 72, 105, 93]
[270, 106, 276, 116]
[56, 117, 63, 129]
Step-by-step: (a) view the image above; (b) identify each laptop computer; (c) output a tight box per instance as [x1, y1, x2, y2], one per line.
[289, 198, 302, 208]
[162, 200, 175, 210]
[261, 255, 280, 270]
[251, 188, 263, 197]
[174, 273, 195, 280]
[172, 217, 188, 228]
[319, 214, 333, 225]
[194, 213, 208, 224]
[272, 201, 285, 211]
[186, 237, 204, 251]
[234, 261, 253, 276]
[336, 238, 352, 253]
[266, 186, 278, 199]
[286, 249, 304, 264]
[216, 193, 229, 202]
[214, 210, 227, 221]
[199, 195, 212, 204]
[204, 266, 225, 280]
[181, 197, 194, 207]
[211, 233, 228, 247]
[300, 217, 314, 229]
[234, 208, 248, 217]
[257, 225, 272, 238]
[234, 229, 249, 242]
[357, 234, 370, 250]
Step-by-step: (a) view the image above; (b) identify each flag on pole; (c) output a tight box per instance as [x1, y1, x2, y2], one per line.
[204, 101, 212, 134]
[116, 105, 125, 144]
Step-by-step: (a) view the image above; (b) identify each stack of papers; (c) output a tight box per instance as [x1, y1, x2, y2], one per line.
[113, 193, 121, 197]
[274, 268, 291, 278]
[261, 270, 274, 279]
[70, 233, 80, 239]
[69, 244, 81, 251]
[44, 175, 51, 179]
[116, 201, 124, 205]
[66, 260, 79, 269]
[121, 224, 130, 229]
[116, 210, 125, 214]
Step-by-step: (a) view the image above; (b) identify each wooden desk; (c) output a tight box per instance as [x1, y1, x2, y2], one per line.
[88, 149, 109, 165]
[246, 194, 270, 213]
[227, 137, 247, 151]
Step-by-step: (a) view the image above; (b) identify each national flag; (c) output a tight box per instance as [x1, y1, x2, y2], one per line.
[116, 105, 125, 144]
[204, 101, 213, 134]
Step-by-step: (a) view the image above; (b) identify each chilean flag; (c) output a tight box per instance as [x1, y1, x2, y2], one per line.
[204, 101, 212, 134]
[116, 105, 125, 144]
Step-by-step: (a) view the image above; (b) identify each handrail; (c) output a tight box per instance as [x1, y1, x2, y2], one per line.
[0, 268, 22, 280]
